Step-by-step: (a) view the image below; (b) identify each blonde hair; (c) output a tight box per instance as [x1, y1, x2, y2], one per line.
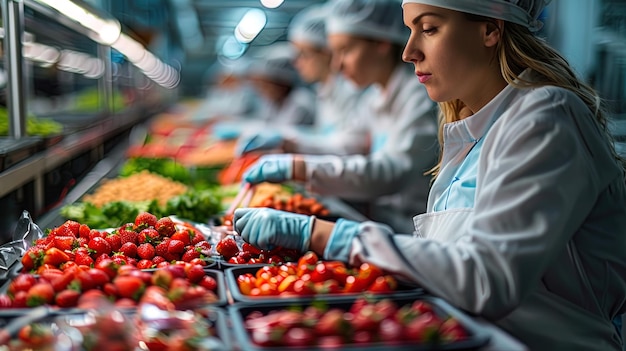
[429, 19, 626, 178]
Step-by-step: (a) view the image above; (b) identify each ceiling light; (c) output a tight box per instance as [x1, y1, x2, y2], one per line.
[234, 9, 267, 44]
[260, 0, 285, 8]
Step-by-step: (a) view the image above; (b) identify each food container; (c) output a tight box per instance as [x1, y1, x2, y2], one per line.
[225, 265, 423, 304]
[229, 295, 491, 351]
[0, 305, 231, 351]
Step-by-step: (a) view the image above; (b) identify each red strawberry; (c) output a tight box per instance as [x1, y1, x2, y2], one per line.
[119, 242, 138, 258]
[137, 244, 155, 260]
[42, 248, 70, 267]
[198, 275, 217, 291]
[55, 289, 80, 308]
[94, 253, 111, 266]
[88, 237, 111, 257]
[167, 240, 185, 256]
[21, 248, 44, 272]
[53, 236, 77, 251]
[194, 241, 212, 255]
[181, 248, 201, 262]
[78, 224, 91, 238]
[155, 217, 176, 237]
[135, 212, 158, 229]
[118, 229, 138, 245]
[136, 259, 153, 269]
[151, 269, 173, 289]
[95, 258, 118, 279]
[26, 282, 55, 307]
[155, 239, 170, 257]
[7, 274, 37, 296]
[111, 254, 129, 267]
[86, 268, 110, 288]
[171, 230, 192, 246]
[50, 271, 75, 292]
[76, 237, 89, 248]
[105, 233, 122, 252]
[113, 275, 146, 300]
[74, 250, 94, 267]
[152, 256, 166, 266]
[138, 228, 160, 244]
[88, 229, 105, 241]
[12, 291, 28, 308]
[0, 294, 12, 308]
[242, 242, 262, 255]
[184, 263, 205, 284]
[216, 237, 239, 259]
[60, 220, 81, 236]
[190, 231, 204, 245]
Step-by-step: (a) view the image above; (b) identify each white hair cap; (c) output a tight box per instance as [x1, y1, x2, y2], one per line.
[247, 43, 299, 85]
[288, 4, 329, 48]
[326, 0, 408, 45]
[401, 0, 551, 32]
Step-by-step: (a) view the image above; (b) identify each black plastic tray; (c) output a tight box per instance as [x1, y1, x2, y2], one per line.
[0, 306, 231, 351]
[225, 265, 423, 304]
[229, 295, 491, 351]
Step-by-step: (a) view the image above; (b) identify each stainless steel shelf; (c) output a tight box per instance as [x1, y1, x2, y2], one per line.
[0, 107, 146, 212]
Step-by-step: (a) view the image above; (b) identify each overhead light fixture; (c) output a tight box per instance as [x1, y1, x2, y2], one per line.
[234, 9, 267, 44]
[33, 0, 121, 45]
[260, 0, 285, 8]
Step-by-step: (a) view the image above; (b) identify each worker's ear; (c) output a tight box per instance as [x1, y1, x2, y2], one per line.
[483, 19, 503, 48]
[376, 40, 393, 55]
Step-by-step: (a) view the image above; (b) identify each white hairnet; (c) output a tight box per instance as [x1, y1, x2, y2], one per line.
[246, 43, 299, 85]
[288, 4, 329, 48]
[401, 0, 551, 32]
[326, 0, 408, 45]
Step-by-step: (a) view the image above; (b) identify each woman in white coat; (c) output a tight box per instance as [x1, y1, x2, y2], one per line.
[241, 0, 439, 232]
[233, 0, 626, 350]
[236, 3, 371, 157]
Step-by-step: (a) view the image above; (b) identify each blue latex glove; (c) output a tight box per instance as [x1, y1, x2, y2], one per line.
[242, 154, 293, 184]
[236, 131, 284, 156]
[211, 122, 243, 140]
[234, 208, 313, 252]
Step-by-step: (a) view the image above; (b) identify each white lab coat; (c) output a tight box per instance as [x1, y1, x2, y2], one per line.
[285, 74, 370, 155]
[256, 86, 317, 126]
[303, 64, 438, 232]
[330, 70, 626, 350]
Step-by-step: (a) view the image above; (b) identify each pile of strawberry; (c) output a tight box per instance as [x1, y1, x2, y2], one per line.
[243, 296, 468, 348]
[21, 212, 212, 273]
[0, 261, 219, 309]
[215, 236, 300, 265]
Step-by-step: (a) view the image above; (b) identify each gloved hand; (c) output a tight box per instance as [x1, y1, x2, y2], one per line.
[211, 122, 243, 140]
[242, 154, 293, 184]
[236, 131, 284, 156]
[234, 208, 313, 252]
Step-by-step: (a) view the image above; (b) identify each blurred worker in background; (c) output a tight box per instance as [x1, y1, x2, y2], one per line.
[247, 43, 317, 126]
[212, 43, 317, 141]
[234, 0, 626, 349]
[236, 3, 370, 156]
[192, 57, 261, 123]
[240, 0, 439, 233]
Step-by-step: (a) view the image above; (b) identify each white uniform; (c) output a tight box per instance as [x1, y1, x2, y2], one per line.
[284, 74, 370, 155]
[303, 64, 438, 233]
[326, 70, 626, 350]
[256, 86, 317, 126]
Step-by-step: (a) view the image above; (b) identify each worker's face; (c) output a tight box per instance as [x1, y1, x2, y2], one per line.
[402, 4, 499, 103]
[327, 34, 381, 88]
[249, 76, 290, 103]
[291, 41, 332, 84]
